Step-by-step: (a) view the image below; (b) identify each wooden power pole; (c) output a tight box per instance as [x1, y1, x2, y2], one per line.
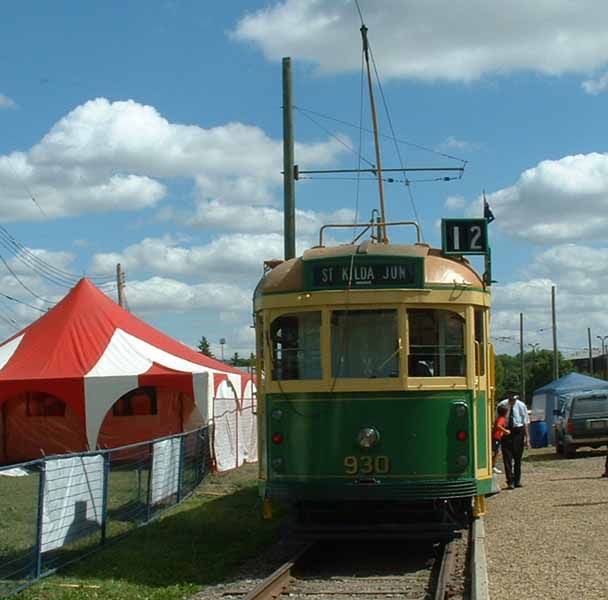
[116, 263, 126, 309]
[552, 286, 558, 380]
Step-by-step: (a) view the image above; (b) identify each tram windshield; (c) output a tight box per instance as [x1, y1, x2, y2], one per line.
[408, 309, 465, 377]
[331, 309, 399, 378]
[270, 311, 321, 380]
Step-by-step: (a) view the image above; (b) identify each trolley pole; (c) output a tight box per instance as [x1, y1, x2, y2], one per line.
[282, 57, 296, 260]
[551, 286, 558, 380]
[520, 313, 525, 402]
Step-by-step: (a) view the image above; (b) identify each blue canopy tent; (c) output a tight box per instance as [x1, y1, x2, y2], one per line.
[531, 373, 608, 444]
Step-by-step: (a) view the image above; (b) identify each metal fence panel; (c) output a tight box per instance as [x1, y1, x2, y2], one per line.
[0, 426, 212, 598]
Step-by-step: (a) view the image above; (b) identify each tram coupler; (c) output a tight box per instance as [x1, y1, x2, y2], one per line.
[473, 495, 486, 518]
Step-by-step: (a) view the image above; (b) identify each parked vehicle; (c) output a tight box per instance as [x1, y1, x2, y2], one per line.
[554, 392, 608, 457]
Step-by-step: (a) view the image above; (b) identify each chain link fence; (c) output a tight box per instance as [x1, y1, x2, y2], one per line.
[0, 426, 212, 598]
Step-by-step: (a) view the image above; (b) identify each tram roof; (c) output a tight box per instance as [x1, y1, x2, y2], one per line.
[258, 242, 484, 295]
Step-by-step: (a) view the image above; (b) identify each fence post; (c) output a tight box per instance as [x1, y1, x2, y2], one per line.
[146, 441, 153, 522]
[176, 433, 186, 503]
[100, 452, 110, 545]
[34, 461, 46, 578]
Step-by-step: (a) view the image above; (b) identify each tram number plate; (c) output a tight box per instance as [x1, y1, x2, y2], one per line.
[344, 455, 390, 475]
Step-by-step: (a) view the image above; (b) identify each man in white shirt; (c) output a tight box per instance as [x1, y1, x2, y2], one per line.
[497, 393, 530, 489]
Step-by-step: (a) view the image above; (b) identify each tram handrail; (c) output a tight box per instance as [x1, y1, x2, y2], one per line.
[319, 221, 422, 246]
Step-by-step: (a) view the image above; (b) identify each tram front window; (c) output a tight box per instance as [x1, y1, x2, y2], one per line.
[332, 309, 399, 378]
[270, 312, 321, 380]
[408, 309, 465, 377]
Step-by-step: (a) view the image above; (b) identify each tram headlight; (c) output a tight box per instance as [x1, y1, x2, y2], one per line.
[357, 427, 380, 448]
[271, 409, 283, 420]
[271, 457, 284, 470]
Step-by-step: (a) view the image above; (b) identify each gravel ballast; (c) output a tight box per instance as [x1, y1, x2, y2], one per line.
[485, 448, 608, 599]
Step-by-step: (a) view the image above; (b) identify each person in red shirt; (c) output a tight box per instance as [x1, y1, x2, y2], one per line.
[492, 404, 510, 474]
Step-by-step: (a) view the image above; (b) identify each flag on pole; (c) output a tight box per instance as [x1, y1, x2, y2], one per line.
[483, 191, 495, 223]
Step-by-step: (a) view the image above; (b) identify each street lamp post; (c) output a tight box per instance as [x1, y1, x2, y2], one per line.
[596, 335, 608, 380]
[219, 338, 226, 362]
[528, 343, 540, 355]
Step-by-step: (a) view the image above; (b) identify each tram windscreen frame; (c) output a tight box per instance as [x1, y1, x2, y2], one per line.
[331, 309, 400, 378]
[270, 311, 322, 380]
[408, 309, 465, 377]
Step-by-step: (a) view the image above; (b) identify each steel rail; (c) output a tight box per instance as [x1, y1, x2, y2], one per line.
[242, 543, 314, 600]
[433, 536, 457, 600]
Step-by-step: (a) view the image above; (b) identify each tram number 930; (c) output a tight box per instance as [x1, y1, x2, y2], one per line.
[344, 455, 390, 475]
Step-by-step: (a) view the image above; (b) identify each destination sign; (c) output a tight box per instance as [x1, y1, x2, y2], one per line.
[441, 218, 488, 255]
[306, 257, 424, 290]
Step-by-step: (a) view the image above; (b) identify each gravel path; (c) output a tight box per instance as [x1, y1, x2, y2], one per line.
[485, 447, 608, 599]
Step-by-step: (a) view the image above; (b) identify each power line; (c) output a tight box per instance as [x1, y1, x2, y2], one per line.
[0, 291, 46, 313]
[0, 251, 54, 304]
[0, 225, 113, 284]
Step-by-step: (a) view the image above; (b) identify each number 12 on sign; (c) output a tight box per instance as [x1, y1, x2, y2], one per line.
[441, 219, 488, 255]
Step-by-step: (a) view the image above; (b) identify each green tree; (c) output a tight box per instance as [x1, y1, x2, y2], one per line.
[495, 350, 573, 404]
[197, 336, 214, 358]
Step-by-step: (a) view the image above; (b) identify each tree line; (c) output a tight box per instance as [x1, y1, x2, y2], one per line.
[495, 349, 574, 404]
[197, 336, 255, 368]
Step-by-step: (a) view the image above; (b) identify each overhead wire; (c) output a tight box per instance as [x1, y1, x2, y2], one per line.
[294, 106, 467, 164]
[0, 225, 113, 284]
[297, 109, 375, 170]
[0, 291, 46, 313]
[0, 251, 54, 304]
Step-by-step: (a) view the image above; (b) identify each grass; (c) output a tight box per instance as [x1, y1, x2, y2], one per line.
[2, 464, 284, 600]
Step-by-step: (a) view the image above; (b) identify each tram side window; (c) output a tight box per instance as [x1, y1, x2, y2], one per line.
[332, 309, 399, 378]
[270, 312, 321, 380]
[474, 309, 486, 376]
[408, 309, 465, 377]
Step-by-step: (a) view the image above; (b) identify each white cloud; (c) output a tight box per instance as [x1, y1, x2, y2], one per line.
[445, 195, 466, 210]
[184, 199, 355, 234]
[0, 94, 17, 109]
[0, 98, 345, 222]
[90, 233, 318, 280]
[582, 72, 608, 95]
[437, 137, 480, 153]
[491, 245, 608, 357]
[234, 1, 608, 82]
[124, 276, 251, 313]
[479, 152, 608, 244]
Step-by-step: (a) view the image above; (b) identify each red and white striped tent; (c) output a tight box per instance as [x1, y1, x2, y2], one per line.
[0, 279, 255, 466]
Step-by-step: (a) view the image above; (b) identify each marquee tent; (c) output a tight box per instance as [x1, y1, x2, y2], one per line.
[0, 279, 254, 465]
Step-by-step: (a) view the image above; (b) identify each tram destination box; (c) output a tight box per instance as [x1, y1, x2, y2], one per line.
[304, 256, 424, 290]
[441, 218, 488, 255]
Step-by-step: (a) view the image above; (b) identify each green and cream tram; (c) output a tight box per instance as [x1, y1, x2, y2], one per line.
[254, 222, 496, 526]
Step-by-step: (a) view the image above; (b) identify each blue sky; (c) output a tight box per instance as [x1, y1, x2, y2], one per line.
[1, 0, 608, 360]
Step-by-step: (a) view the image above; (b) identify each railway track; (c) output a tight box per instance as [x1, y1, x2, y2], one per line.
[222, 521, 487, 600]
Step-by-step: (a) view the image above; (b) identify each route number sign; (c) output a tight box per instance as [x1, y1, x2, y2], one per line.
[441, 219, 488, 255]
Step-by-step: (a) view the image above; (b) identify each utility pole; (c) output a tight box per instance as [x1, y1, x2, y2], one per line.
[597, 335, 608, 380]
[588, 328, 593, 373]
[551, 285, 558, 381]
[116, 263, 126, 309]
[520, 313, 525, 403]
[282, 57, 296, 260]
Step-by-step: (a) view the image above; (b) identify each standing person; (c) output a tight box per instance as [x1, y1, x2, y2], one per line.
[498, 393, 530, 489]
[492, 404, 510, 474]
